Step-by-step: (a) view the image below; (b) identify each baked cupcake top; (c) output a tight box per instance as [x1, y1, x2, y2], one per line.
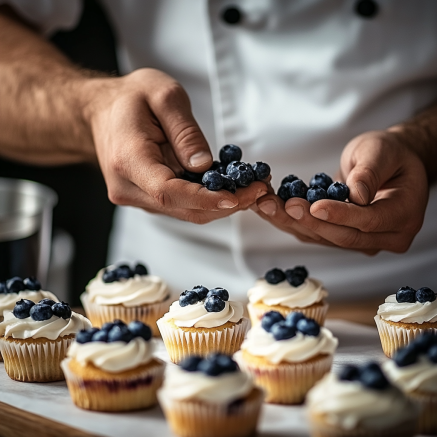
[159, 353, 253, 404]
[377, 286, 437, 323]
[247, 267, 327, 308]
[240, 311, 337, 364]
[383, 332, 437, 394]
[0, 299, 90, 340]
[85, 262, 170, 307]
[67, 320, 156, 373]
[161, 286, 244, 328]
[306, 362, 416, 430]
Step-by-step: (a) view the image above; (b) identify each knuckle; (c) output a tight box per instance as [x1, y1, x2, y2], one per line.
[151, 189, 173, 209]
[360, 213, 383, 233]
[107, 187, 128, 206]
[153, 82, 186, 107]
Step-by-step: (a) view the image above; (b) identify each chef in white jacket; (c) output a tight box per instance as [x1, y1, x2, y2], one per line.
[0, 0, 436, 300]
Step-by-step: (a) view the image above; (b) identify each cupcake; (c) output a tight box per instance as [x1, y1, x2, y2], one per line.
[235, 311, 337, 404]
[158, 353, 263, 437]
[247, 266, 328, 327]
[81, 262, 171, 336]
[374, 285, 437, 357]
[306, 362, 418, 437]
[382, 333, 437, 435]
[0, 298, 90, 382]
[61, 320, 165, 412]
[157, 286, 249, 364]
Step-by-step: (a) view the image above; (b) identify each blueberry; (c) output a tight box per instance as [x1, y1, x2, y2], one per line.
[219, 144, 242, 165]
[180, 355, 203, 372]
[261, 311, 285, 332]
[226, 161, 254, 187]
[128, 321, 152, 341]
[51, 301, 72, 319]
[416, 287, 436, 303]
[204, 295, 226, 312]
[207, 287, 229, 301]
[0, 282, 6, 294]
[285, 266, 308, 287]
[209, 353, 238, 373]
[309, 173, 333, 191]
[306, 186, 328, 204]
[116, 264, 133, 280]
[23, 277, 41, 291]
[209, 160, 222, 171]
[251, 162, 271, 181]
[360, 362, 389, 390]
[202, 170, 224, 191]
[393, 345, 418, 367]
[271, 321, 297, 341]
[327, 182, 349, 202]
[29, 303, 53, 321]
[222, 175, 237, 194]
[6, 277, 25, 293]
[92, 330, 108, 342]
[76, 328, 99, 344]
[107, 324, 133, 343]
[181, 169, 203, 184]
[198, 357, 223, 376]
[264, 268, 286, 284]
[12, 299, 35, 319]
[289, 179, 308, 199]
[133, 263, 148, 276]
[428, 345, 437, 363]
[39, 298, 56, 306]
[102, 268, 118, 283]
[285, 312, 306, 328]
[396, 286, 416, 303]
[296, 318, 320, 336]
[338, 364, 360, 381]
[179, 290, 201, 307]
[281, 175, 299, 186]
[277, 183, 292, 202]
[192, 285, 209, 300]
[412, 332, 437, 353]
[101, 322, 116, 332]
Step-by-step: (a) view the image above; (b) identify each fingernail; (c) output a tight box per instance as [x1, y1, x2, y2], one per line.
[356, 181, 370, 205]
[189, 151, 211, 168]
[312, 209, 328, 221]
[258, 200, 277, 216]
[218, 200, 237, 209]
[286, 205, 303, 220]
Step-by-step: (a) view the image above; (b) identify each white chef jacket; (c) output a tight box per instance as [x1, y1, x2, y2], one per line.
[4, 0, 437, 301]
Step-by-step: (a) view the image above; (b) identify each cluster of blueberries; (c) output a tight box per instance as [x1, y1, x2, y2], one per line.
[264, 266, 308, 287]
[12, 298, 71, 321]
[179, 353, 239, 377]
[393, 332, 437, 368]
[179, 285, 229, 313]
[183, 144, 271, 193]
[338, 362, 390, 390]
[277, 172, 349, 204]
[102, 263, 149, 284]
[396, 286, 436, 304]
[76, 320, 152, 344]
[261, 311, 320, 340]
[0, 276, 41, 294]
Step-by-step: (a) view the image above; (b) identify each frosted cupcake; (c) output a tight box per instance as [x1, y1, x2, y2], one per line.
[0, 299, 90, 382]
[158, 353, 263, 437]
[374, 285, 437, 357]
[383, 333, 437, 435]
[236, 311, 337, 404]
[81, 262, 171, 336]
[247, 266, 328, 327]
[306, 362, 418, 437]
[157, 286, 249, 364]
[62, 320, 165, 412]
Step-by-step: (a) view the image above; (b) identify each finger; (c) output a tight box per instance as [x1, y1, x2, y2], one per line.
[234, 181, 268, 209]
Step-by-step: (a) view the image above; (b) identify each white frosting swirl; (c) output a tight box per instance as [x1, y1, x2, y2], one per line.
[159, 365, 253, 404]
[0, 290, 59, 315]
[67, 337, 156, 373]
[241, 325, 337, 364]
[161, 300, 244, 328]
[306, 373, 415, 430]
[247, 278, 327, 308]
[0, 310, 91, 340]
[85, 267, 170, 307]
[377, 294, 437, 323]
[383, 356, 437, 393]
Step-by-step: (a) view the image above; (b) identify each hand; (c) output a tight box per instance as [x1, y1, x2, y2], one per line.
[84, 69, 268, 224]
[253, 130, 429, 254]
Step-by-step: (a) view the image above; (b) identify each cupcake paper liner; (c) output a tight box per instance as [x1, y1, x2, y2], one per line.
[407, 390, 437, 435]
[157, 318, 250, 364]
[81, 292, 172, 337]
[61, 357, 165, 412]
[0, 335, 74, 382]
[158, 387, 264, 437]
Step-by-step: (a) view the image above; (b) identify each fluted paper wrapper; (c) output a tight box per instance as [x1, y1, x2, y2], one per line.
[157, 318, 250, 364]
[61, 358, 165, 412]
[0, 335, 73, 382]
[407, 390, 437, 435]
[158, 387, 264, 437]
[81, 292, 171, 337]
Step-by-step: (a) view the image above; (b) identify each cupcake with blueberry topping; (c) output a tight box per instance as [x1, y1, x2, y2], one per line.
[61, 320, 165, 412]
[157, 286, 249, 364]
[306, 362, 418, 437]
[374, 285, 437, 357]
[235, 311, 337, 404]
[247, 266, 328, 327]
[81, 262, 171, 337]
[0, 299, 90, 382]
[158, 353, 263, 437]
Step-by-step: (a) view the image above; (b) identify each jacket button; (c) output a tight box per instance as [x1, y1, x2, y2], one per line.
[221, 6, 242, 25]
[355, 0, 379, 18]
